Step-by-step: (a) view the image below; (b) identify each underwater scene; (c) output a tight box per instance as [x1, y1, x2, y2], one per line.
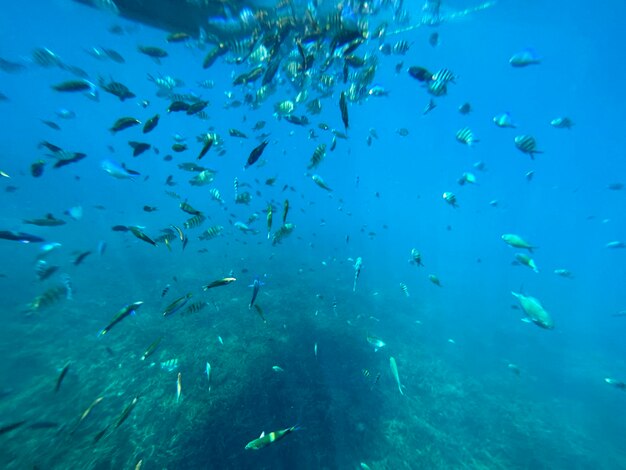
[1, 0, 626, 468]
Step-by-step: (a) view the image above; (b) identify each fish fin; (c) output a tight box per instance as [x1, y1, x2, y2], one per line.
[259, 431, 265, 438]
[520, 317, 532, 324]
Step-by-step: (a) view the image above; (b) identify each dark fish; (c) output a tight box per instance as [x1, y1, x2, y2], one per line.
[138, 45, 168, 61]
[99, 78, 135, 101]
[197, 137, 213, 160]
[186, 100, 208, 115]
[429, 32, 439, 47]
[115, 397, 139, 428]
[128, 226, 157, 246]
[73, 250, 92, 266]
[172, 143, 187, 152]
[129, 141, 151, 157]
[229, 128, 248, 138]
[54, 362, 70, 392]
[143, 114, 159, 134]
[51, 80, 91, 92]
[102, 48, 125, 63]
[0, 420, 27, 436]
[0, 57, 26, 73]
[143, 205, 157, 212]
[168, 101, 190, 113]
[24, 214, 65, 226]
[111, 225, 130, 232]
[282, 199, 289, 224]
[110, 117, 141, 133]
[180, 201, 202, 216]
[407, 66, 432, 82]
[202, 43, 228, 69]
[99, 301, 144, 336]
[245, 140, 269, 169]
[41, 120, 61, 130]
[52, 152, 86, 169]
[339, 91, 349, 130]
[249, 277, 262, 309]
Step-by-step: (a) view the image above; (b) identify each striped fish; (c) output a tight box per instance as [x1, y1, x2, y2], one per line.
[400, 282, 410, 297]
[514, 135, 543, 159]
[427, 79, 447, 96]
[209, 188, 223, 204]
[199, 225, 223, 240]
[431, 68, 456, 84]
[183, 301, 208, 315]
[184, 214, 206, 229]
[393, 40, 411, 55]
[307, 144, 327, 170]
[455, 127, 479, 146]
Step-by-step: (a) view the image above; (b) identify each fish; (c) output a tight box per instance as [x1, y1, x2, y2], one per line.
[501, 234, 536, 252]
[272, 223, 295, 246]
[249, 277, 263, 309]
[199, 225, 223, 240]
[176, 373, 182, 403]
[51, 80, 91, 92]
[129, 141, 151, 157]
[143, 114, 159, 134]
[27, 285, 67, 312]
[54, 362, 70, 392]
[0, 420, 27, 436]
[128, 226, 157, 246]
[73, 250, 92, 266]
[353, 257, 363, 292]
[606, 241, 626, 249]
[23, 214, 65, 227]
[266, 204, 273, 240]
[141, 337, 162, 361]
[282, 200, 289, 225]
[389, 357, 405, 395]
[442, 192, 458, 208]
[458, 102, 472, 114]
[253, 304, 266, 323]
[206, 362, 211, 391]
[110, 117, 141, 133]
[98, 78, 135, 101]
[514, 253, 539, 273]
[197, 138, 213, 160]
[511, 291, 554, 329]
[366, 334, 385, 352]
[400, 282, 410, 297]
[604, 378, 626, 390]
[184, 214, 206, 229]
[115, 397, 139, 428]
[101, 159, 138, 179]
[408, 66, 432, 82]
[70, 396, 104, 434]
[307, 144, 327, 170]
[514, 135, 543, 159]
[311, 174, 332, 191]
[550, 117, 574, 129]
[99, 301, 144, 336]
[245, 140, 269, 169]
[339, 91, 349, 130]
[163, 293, 192, 317]
[167, 32, 191, 43]
[554, 269, 574, 279]
[245, 426, 300, 450]
[410, 248, 423, 266]
[493, 112, 516, 128]
[203, 277, 236, 290]
[180, 201, 202, 216]
[455, 127, 479, 146]
[138, 45, 168, 62]
[509, 48, 541, 67]
[428, 274, 442, 287]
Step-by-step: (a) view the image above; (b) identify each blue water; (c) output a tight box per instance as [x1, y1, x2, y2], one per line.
[1, 0, 626, 468]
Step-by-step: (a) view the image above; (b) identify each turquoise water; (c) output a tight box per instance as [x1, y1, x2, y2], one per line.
[1, 1, 626, 468]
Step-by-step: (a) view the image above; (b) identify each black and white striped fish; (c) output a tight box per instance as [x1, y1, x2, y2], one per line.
[431, 68, 456, 84]
[514, 135, 543, 159]
[455, 127, 479, 146]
